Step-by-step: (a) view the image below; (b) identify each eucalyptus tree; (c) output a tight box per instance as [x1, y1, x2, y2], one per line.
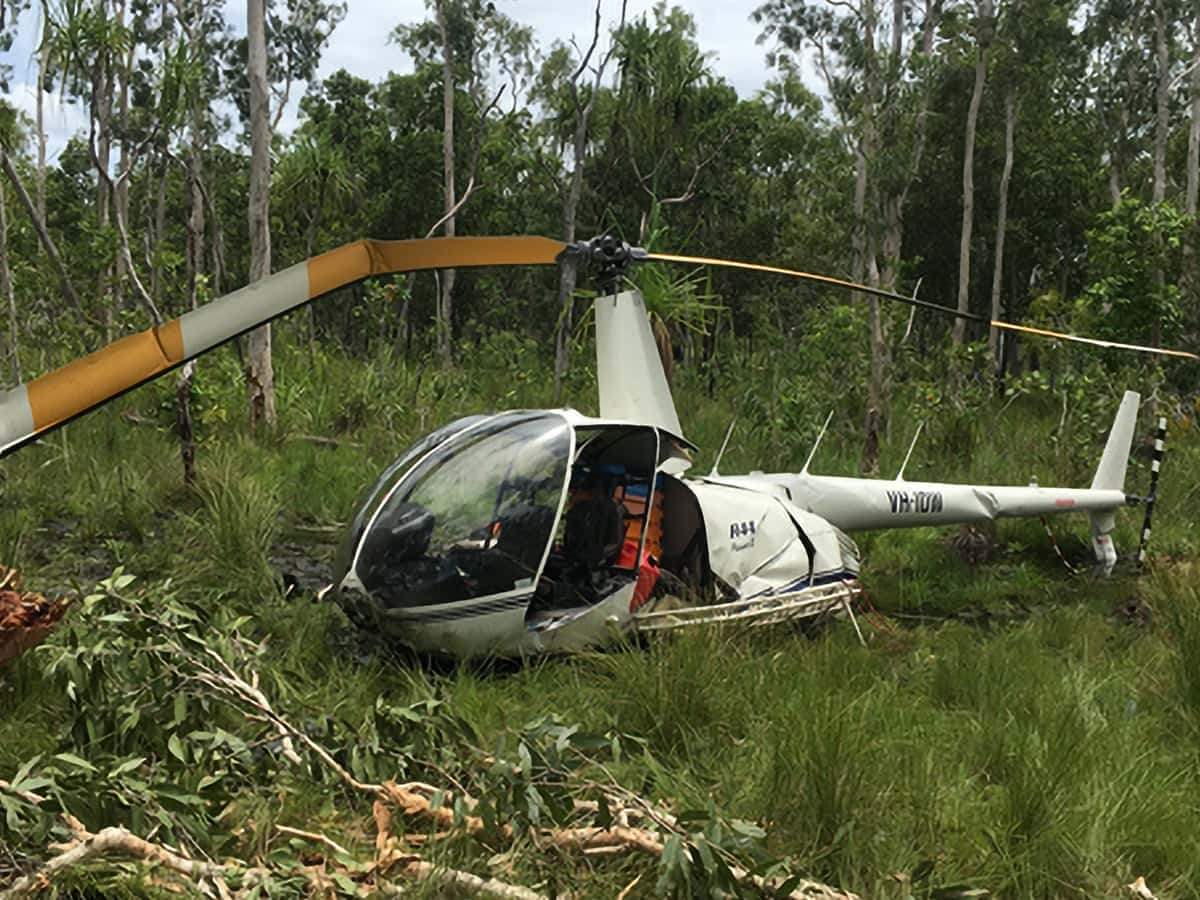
[609, 5, 726, 233]
[0, 5, 20, 381]
[755, 0, 946, 470]
[531, 0, 625, 401]
[979, 0, 1081, 371]
[34, 0, 49, 224]
[1184, 11, 1199, 310]
[393, 0, 534, 366]
[47, 0, 141, 331]
[170, 0, 227, 480]
[0, 101, 16, 382]
[246, 0, 273, 428]
[219, 0, 344, 424]
[1085, 0, 1179, 207]
[951, 0, 994, 348]
[0, 136, 83, 318]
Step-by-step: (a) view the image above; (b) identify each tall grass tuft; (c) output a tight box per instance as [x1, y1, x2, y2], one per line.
[1160, 570, 1200, 722]
[185, 444, 282, 598]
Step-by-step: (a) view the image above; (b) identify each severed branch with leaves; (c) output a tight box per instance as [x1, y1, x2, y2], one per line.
[1, 572, 857, 899]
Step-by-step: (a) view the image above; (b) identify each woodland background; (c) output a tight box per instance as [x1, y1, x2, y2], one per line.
[2, 1, 1200, 898]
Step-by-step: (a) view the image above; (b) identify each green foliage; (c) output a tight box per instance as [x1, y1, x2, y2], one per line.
[1079, 198, 1188, 346]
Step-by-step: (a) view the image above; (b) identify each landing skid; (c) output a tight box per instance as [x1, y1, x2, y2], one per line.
[632, 579, 862, 634]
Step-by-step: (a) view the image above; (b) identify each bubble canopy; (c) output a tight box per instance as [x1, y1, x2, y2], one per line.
[338, 411, 573, 610]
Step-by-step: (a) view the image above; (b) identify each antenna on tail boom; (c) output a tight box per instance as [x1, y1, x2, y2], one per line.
[710, 419, 736, 477]
[801, 411, 835, 475]
[895, 422, 925, 482]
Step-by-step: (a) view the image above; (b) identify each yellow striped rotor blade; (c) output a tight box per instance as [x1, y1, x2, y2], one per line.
[0, 236, 566, 458]
[645, 251, 989, 322]
[645, 251, 1198, 361]
[989, 320, 1199, 361]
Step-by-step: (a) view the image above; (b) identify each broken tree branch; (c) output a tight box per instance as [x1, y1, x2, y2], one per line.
[0, 826, 263, 899]
[275, 825, 350, 857]
[385, 861, 549, 900]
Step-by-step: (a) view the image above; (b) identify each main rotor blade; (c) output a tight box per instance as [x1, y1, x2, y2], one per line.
[0, 236, 566, 458]
[644, 251, 988, 322]
[988, 320, 1198, 361]
[645, 251, 1199, 362]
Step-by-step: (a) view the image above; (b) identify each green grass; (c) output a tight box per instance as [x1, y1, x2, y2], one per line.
[2, 333, 1199, 897]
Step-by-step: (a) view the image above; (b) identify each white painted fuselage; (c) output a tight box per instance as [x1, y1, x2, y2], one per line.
[711, 473, 1126, 533]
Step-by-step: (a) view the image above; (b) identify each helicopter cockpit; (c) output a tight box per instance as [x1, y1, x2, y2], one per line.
[332, 410, 704, 655]
[340, 411, 571, 611]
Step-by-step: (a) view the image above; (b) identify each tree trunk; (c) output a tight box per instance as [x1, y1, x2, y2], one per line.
[553, 1, 625, 400]
[553, 254, 579, 403]
[1183, 12, 1200, 309]
[1188, 12, 1200, 221]
[436, 0, 457, 368]
[878, 0, 937, 292]
[246, 0, 276, 428]
[0, 179, 17, 384]
[1109, 103, 1128, 208]
[989, 87, 1015, 375]
[552, 109, 589, 404]
[94, 24, 115, 339]
[1152, 0, 1169, 206]
[0, 149, 85, 317]
[152, 154, 168, 305]
[952, 0, 992, 347]
[204, 173, 226, 296]
[856, 0, 885, 475]
[177, 7, 207, 486]
[113, 0, 133, 320]
[1151, 0, 1169, 345]
[35, 0, 49, 225]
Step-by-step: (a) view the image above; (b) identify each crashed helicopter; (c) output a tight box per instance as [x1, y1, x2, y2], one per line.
[0, 235, 1192, 658]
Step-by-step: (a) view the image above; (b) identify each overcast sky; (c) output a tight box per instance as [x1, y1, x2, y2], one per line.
[1, 1, 776, 162]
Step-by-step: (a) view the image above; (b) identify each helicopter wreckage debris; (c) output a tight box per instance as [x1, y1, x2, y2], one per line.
[0, 566, 70, 668]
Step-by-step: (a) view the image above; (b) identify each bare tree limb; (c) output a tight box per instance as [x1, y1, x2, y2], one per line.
[0, 779, 45, 806]
[423, 172, 481, 240]
[87, 120, 164, 325]
[0, 826, 264, 899]
[0, 148, 86, 320]
[382, 861, 548, 900]
[275, 825, 350, 857]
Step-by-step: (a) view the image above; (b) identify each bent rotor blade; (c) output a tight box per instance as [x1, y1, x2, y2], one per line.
[0, 236, 565, 458]
[644, 251, 987, 322]
[645, 251, 1199, 362]
[988, 321, 1198, 361]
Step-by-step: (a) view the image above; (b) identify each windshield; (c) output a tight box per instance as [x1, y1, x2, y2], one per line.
[353, 412, 571, 609]
[332, 414, 490, 584]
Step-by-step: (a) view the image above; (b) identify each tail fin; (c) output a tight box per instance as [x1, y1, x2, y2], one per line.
[1090, 390, 1140, 492]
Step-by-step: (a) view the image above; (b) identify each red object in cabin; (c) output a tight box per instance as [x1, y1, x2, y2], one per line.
[616, 539, 660, 612]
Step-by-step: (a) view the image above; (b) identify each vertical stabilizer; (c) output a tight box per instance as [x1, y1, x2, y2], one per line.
[1090, 390, 1140, 491]
[594, 290, 686, 439]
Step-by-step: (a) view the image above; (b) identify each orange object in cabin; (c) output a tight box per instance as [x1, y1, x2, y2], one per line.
[613, 482, 664, 562]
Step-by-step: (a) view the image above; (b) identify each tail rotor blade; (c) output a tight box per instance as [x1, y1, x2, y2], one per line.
[0, 236, 566, 458]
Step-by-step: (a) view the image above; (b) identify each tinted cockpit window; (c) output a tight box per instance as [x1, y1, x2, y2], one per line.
[332, 414, 489, 584]
[354, 412, 570, 609]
